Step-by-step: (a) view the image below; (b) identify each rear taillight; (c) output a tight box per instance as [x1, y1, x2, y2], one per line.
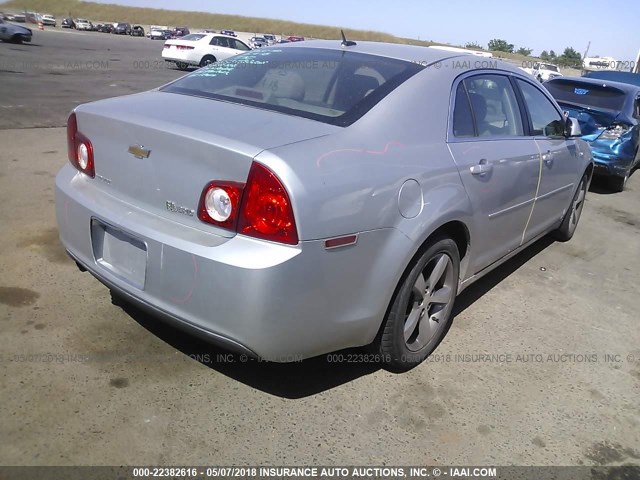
[163, 44, 170, 49]
[176, 45, 194, 50]
[66, 112, 95, 178]
[198, 162, 298, 245]
[198, 182, 244, 230]
[238, 162, 298, 245]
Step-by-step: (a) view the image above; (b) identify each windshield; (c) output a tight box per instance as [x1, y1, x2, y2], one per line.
[545, 80, 627, 111]
[161, 47, 423, 126]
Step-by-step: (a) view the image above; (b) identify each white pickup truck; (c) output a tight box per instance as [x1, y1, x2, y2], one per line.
[522, 62, 563, 82]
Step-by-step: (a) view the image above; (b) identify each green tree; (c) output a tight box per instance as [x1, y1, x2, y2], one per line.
[464, 41, 484, 50]
[516, 47, 533, 56]
[557, 47, 582, 68]
[488, 39, 514, 53]
[549, 50, 557, 60]
[540, 50, 550, 61]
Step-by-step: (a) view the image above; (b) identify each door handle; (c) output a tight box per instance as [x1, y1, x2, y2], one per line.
[470, 159, 493, 176]
[542, 151, 554, 167]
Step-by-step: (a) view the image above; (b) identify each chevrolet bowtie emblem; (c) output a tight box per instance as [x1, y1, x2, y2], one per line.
[128, 145, 151, 159]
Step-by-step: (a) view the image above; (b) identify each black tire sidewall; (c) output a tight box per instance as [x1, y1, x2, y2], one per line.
[554, 172, 588, 241]
[200, 55, 216, 67]
[383, 237, 460, 369]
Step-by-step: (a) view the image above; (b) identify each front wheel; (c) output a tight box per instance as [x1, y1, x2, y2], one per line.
[552, 172, 588, 241]
[378, 237, 460, 371]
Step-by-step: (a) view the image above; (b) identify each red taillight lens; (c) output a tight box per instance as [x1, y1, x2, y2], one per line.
[198, 182, 244, 230]
[237, 162, 298, 245]
[66, 112, 95, 178]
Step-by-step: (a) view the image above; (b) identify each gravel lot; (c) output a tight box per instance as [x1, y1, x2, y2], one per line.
[0, 27, 639, 467]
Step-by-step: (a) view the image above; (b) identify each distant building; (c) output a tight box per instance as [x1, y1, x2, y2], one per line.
[583, 56, 618, 71]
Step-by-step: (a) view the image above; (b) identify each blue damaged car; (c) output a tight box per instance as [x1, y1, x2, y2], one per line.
[545, 77, 640, 191]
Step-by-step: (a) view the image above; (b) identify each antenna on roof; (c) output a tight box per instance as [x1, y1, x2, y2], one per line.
[341, 29, 356, 48]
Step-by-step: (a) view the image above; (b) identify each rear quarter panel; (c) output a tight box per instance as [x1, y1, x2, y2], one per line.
[260, 66, 474, 272]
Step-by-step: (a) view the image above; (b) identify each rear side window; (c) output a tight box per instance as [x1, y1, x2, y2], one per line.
[211, 36, 230, 47]
[517, 80, 565, 137]
[162, 47, 424, 126]
[453, 83, 475, 137]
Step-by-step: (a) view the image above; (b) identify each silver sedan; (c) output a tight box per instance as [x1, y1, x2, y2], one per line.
[55, 41, 593, 369]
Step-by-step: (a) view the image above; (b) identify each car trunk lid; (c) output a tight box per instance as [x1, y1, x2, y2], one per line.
[74, 90, 338, 236]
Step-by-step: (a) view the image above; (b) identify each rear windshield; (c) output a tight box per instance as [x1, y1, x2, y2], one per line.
[545, 80, 627, 111]
[540, 64, 558, 72]
[161, 47, 424, 126]
[584, 71, 640, 87]
[181, 34, 205, 41]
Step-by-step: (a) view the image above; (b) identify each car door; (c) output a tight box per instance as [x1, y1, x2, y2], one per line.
[448, 73, 542, 274]
[515, 78, 580, 242]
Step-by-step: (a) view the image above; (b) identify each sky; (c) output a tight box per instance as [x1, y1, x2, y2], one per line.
[92, 0, 639, 61]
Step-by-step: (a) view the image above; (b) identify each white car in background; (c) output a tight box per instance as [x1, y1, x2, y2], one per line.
[74, 18, 92, 31]
[263, 33, 277, 45]
[162, 33, 251, 70]
[522, 62, 563, 82]
[40, 14, 57, 26]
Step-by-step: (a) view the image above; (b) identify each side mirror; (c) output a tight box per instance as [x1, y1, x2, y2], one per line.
[565, 116, 582, 137]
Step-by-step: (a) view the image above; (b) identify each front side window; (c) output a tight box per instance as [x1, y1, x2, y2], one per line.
[231, 39, 250, 51]
[162, 48, 423, 126]
[517, 79, 565, 137]
[462, 74, 524, 137]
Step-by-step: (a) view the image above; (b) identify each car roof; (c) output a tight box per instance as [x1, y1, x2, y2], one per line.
[276, 40, 510, 68]
[546, 76, 640, 94]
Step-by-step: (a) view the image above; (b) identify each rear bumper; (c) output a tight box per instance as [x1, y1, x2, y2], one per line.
[65, 247, 259, 357]
[589, 140, 637, 177]
[591, 151, 635, 177]
[162, 52, 197, 65]
[55, 165, 408, 361]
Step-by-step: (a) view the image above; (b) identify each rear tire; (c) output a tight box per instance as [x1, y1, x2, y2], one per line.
[176, 62, 190, 71]
[378, 237, 460, 371]
[200, 55, 216, 67]
[552, 172, 588, 242]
